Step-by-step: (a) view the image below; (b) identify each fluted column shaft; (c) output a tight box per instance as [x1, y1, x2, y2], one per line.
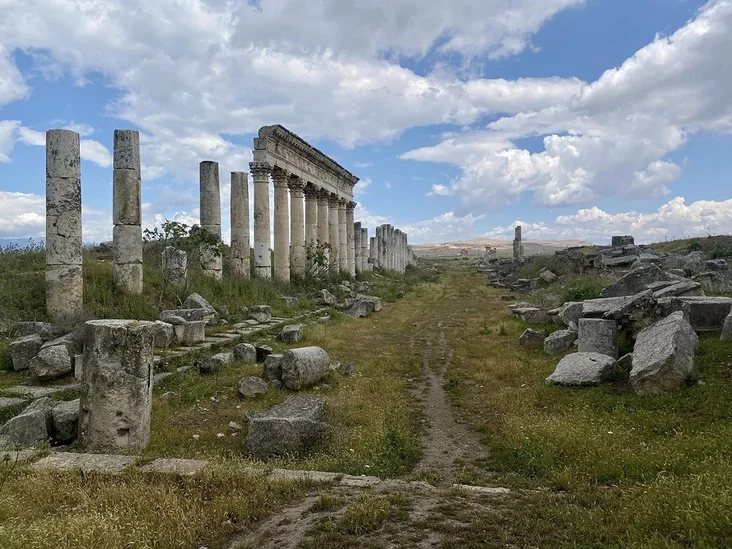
[250, 162, 271, 279]
[230, 171, 250, 278]
[346, 203, 356, 276]
[289, 177, 306, 277]
[272, 168, 290, 282]
[354, 222, 362, 274]
[328, 195, 340, 270]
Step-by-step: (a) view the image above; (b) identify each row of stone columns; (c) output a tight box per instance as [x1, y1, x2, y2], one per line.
[372, 224, 411, 273]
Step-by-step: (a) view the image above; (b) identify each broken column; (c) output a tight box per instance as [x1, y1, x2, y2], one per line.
[338, 199, 348, 272]
[79, 319, 156, 454]
[346, 202, 356, 276]
[230, 171, 250, 278]
[112, 130, 143, 294]
[328, 194, 340, 270]
[513, 225, 524, 261]
[46, 129, 83, 320]
[289, 176, 306, 277]
[250, 162, 271, 279]
[199, 161, 222, 279]
[361, 227, 369, 271]
[272, 167, 290, 282]
[354, 222, 362, 273]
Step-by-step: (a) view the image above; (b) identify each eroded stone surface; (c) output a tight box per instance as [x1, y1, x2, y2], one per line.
[32, 452, 133, 474]
[280, 347, 330, 390]
[139, 458, 208, 476]
[546, 352, 618, 386]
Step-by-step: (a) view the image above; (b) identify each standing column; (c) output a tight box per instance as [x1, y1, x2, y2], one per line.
[230, 171, 250, 278]
[289, 176, 306, 277]
[328, 194, 340, 270]
[361, 227, 369, 271]
[369, 236, 376, 270]
[513, 225, 524, 261]
[354, 222, 362, 274]
[46, 129, 83, 319]
[199, 161, 222, 279]
[272, 167, 290, 282]
[113, 130, 143, 294]
[250, 162, 272, 279]
[317, 189, 330, 267]
[338, 199, 348, 272]
[346, 202, 356, 276]
[305, 184, 318, 251]
[375, 226, 382, 268]
[381, 225, 389, 270]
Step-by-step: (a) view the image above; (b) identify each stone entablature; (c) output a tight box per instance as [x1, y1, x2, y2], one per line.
[253, 125, 358, 199]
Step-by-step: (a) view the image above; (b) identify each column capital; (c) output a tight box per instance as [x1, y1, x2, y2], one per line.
[328, 193, 341, 207]
[271, 166, 289, 187]
[249, 162, 271, 178]
[346, 201, 357, 211]
[317, 188, 330, 201]
[337, 197, 347, 209]
[304, 183, 319, 198]
[288, 175, 305, 191]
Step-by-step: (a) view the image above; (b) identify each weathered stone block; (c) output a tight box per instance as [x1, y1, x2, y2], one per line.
[113, 129, 140, 170]
[347, 299, 374, 318]
[46, 177, 81, 217]
[578, 318, 618, 358]
[544, 330, 577, 355]
[46, 129, 80, 178]
[112, 224, 143, 264]
[630, 312, 699, 396]
[545, 352, 618, 386]
[233, 343, 257, 363]
[46, 211, 82, 265]
[114, 263, 143, 294]
[28, 344, 73, 380]
[238, 376, 268, 398]
[652, 280, 704, 299]
[262, 354, 283, 382]
[280, 324, 303, 344]
[706, 259, 728, 272]
[582, 296, 631, 318]
[355, 294, 382, 312]
[52, 399, 79, 442]
[600, 265, 667, 298]
[172, 320, 206, 345]
[519, 329, 545, 350]
[249, 305, 272, 323]
[280, 346, 330, 390]
[113, 168, 141, 225]
[557, 302, 583, 326]
[661, 296, 732, 332]
[10, 334, 43, 371]
[195, 352, 234, 375]
[152, 321, 174, 349]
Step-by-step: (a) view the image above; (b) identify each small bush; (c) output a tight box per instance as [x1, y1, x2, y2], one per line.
[563, 276, 610, 302]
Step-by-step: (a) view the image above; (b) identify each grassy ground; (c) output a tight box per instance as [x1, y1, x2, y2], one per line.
[650, 234, 732, 258]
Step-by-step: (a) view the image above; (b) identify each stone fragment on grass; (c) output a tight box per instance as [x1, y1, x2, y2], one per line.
[347, 299, 375, 318]
[519, 329, 545, 350]
[182, 293, 216, 315]
[557, 302, 583, 327]
[262, 354, 283, 382]
[539, 270, 557, 284]
[355, 295, 382, 312]
[280, 346, 331, 390]
[249, 305, 272, 323]
[196, 352, 234, 375]
[10, 334, 43, 371]
[28, 344, 73, 380]
[514, 307, 551, 324]
[543, 330, 577, 355]
[233, 343, 257, 363]
[238, 376, 268, 399]
[52, 399, 79, 442]
[280, 324, 304, 343]
[545, 352, 618, 386]
[578, 318, 618, 359]
[600, 265, 667, 298]
[172, 320, 206, 344]
[0, 397, 55, 449]
[152, 320, 174, 349]
[630, 312, 699, 396]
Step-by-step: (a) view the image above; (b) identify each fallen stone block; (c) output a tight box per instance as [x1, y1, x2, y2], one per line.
[238, 376, 268, 399]
[182, 293, 216, 315]
[706, 259, 728, 271]
[28, 344, 73, 380]
[602, 290, 659, 336]
[519, 329, 545, 350]
[151, 321, 174, 349]
[32, 452, 134, 474]
[281, 347, 331, 390]
[652, 280, 704, 299]
[233, 343, 257, 363]
[545, 352, 619, 386]
[347, 299, 375, 318]
[514, 307, 551, 324]
[356, 295, 383, 312]
[52, 399, 79, 443]
[249, 305, 272, 323]
[557, 302, 583, 327]
[196, 352, 234, 375]
[582, 296, 631, 318]
[630, 312, 699, 396]
[544, 330, 577, 355]
[160, 308, 213, 323]
[0, 397, 55, 450]
[262, 354, 283, 382]
[659, 296, 732, 332]
[600, 265, 667, 298]
[319, 289, 338, 306]
[9, 334, 43, 371]
[139, 458, 208, 476]
[694, 271, 732, 294]
[539, 270, 558, 284]
[280, 324, 304, 344]
[172, 320, 206, 345]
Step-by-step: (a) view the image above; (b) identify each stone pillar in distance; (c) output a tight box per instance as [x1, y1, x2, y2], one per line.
[346, 202, 356, 276]
[199, 161, 222, 279]
[361, 227, 369, 271]
[272, 167, 290, 282]
[289, 176, 306, 277]
[250, 162, 271, 279]
[304, 184, 318, 253]
[230, 171, 250, 278]
[338, 199, 348, 273]
[46, 129, 83, 320]
[354, 221, 362, 274]
[328, 194, 340, 271]
[79, 319, 155, 454]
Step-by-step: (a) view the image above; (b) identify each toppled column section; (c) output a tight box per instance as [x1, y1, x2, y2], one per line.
[46, 129, 83, 319]
[230, 171, 250, 278]
[199, 161, 222, 279]
[113, 130, 143, 294]
[79, 320, 156, 454]
[513, 225, 524, 261]
[281, 346, 331, 390]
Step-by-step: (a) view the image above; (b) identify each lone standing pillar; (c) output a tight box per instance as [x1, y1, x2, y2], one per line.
[305, 185, 318, 250]
[338, 199, 348, 272]
[230, 171, 250, 278]
[328, 194, 341, 270]
[354, 222, 362, 274]
[289, 176, 306, 277]
[346, 202, 356, 276]
[513, 225, 524, 261]
[46, 129, 83, 319]
[361, 228, 369, 271]
[79, 319, 155, 454]
[272, 167, 290, 282]
[199, 161, 222, 279]
[250, 162, 271, 279]
[112, 130, 143, 294]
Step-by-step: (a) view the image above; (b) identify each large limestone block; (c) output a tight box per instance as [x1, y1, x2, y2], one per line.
[28, 344, 73, 380]
[652, 280, 704, 299]
[79, 320, 156, 454]
[45, 264, 83, 319]
[10, 334, 43, 371]
[557, 302, 583, 326]
[46, 129, 80, 178]
[233, 343, 257, 363]
[694, 271, 732, 294]
[238, 376, 268, 399]
[183, 293, 216, 315]
[262, 354, 283, 382]
[46, 211, 82, 265]
[600, 265, 667, 298]
[113, 129, 140, 170]
[721, 311, 732, 341]
[660, 296, 732, 331]
[630, 312, 699, 396]
[280, 324, 304, 344]
[114, 263, 143, 295]
[545, 352, 618, 386]
[519, 329, 545, 350]
[46, 177, 81, 217]
[152, 321, 174, 349]
[0, 397, 55, 450]
[244, 395, 328, 459]
[355, 294, 383, 312]
[112, 224, 143, 264]
[280, 346, 330, 390]
[52, 399, 80, 443]
[113, 168, 142, 225]
[160, 308, 213, 323]
[249, 305, 272, 323]
[544, 330, 577, 355]
[582, 297, 631, 318]
[578, 318, 618, 358]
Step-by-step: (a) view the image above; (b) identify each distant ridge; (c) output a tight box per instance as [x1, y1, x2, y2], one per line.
[413, 236, 591, 258]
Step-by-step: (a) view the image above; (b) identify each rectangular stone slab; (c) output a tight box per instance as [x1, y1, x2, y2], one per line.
[31, 452, 134, 474]
[2, 384, 80, 399]
[139, 458, 208, 476]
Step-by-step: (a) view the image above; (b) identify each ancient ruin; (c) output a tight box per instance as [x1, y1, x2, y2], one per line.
[199, 161, 223, 279]
[513, 225, 524, 261]
[230, 171, 250, 278]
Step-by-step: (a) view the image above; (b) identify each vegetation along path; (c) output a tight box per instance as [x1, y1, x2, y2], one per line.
[1, 263, 731, 548]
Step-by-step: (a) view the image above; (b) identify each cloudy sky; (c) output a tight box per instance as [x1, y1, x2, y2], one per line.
[0, 0, 731, 245]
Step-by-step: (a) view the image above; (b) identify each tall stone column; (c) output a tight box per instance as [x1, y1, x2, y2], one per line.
[46, 129, 83, 320]
[354, 222, 362, 274]
[361, 228, 369, 271]
[112, 130, 143, 294]
[375, 226, 382, 268]
[328, 194, 340, 270]
[382, 225, 389, 270]
[338, 199, 348, 272]
[250, 162, 271, 279]
[513, 225, 524, 261]
[230, 171, 250, 278]
[199, 161, 222, 279]
[79, 319, 155, 454]
[289, 176, 306, 277]
[304, 184, 318, 249]
[369, 236, 376, 270]
[346, 202, 356, 276]
[272, 167, 290, 282]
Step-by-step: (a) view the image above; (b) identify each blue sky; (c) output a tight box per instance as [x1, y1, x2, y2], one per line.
[1, 0, 731, 245]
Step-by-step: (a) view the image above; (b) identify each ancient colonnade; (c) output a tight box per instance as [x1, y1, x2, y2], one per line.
[43, 125, 416, 318]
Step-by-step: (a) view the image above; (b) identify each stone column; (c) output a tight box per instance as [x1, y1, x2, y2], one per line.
[375, 226, 382, 268]
[272, 167, 290, 282]
[199, 161, 222, 279]
[354, 222, 362, 274]
[230, 171, 250, 278]
[395, 229, 401, 273]
[79, 319, 155, 454]
[305, 184, 318, 248]
[250, 162, 271, 279]
[289, 176, 306, 277]
[338, 199, 348, 272]
[383, 225, 390, 270]
[46, 129, 83, 320]
[369, 236, 376, 270]
[328, 194, 340, 270]
[346, 202, 356, 276]
[361, 227, 369, 271]
[112, 130, 143, 294]
[513, 225, 524, 261]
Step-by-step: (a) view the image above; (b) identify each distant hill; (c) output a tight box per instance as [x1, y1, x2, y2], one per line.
[413, 236, 591, 258]
[0, 237, 45, 250]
